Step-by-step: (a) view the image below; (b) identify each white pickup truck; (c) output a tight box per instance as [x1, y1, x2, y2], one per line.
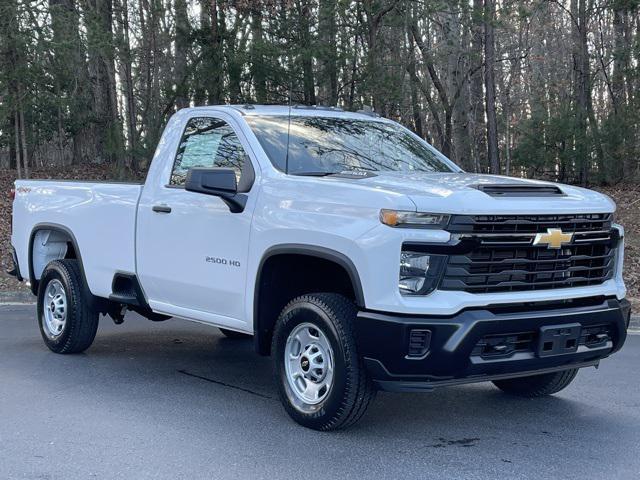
[8, 105, 631, 430]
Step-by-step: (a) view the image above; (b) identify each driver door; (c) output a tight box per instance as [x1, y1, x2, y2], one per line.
[136, 114, 256, 329]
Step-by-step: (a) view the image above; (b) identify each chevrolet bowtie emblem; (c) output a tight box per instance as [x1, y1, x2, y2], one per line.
[533, 228, 574, 249]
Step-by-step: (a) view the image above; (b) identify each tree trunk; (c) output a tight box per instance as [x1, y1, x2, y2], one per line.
[14, 110, 22, 179]
[411, 20, 453, 157]
[193, 0, 208, 105]
[406, 18, 423, 138]
[207, 0, 223, 104]
[84, 0, 124, 164]
[484, 0, 500, 174]
[345, 1, 363, 109]
[174, 0, 190, 109]
[446, 4, 472, 170]
[298, 0, 316, 105]
[250, 5, 267, 103]
[138, 0, 163, 154]
[364, 0, 399, 114]
[365, 12, 381, 112]
[1, 0, 21, 174]
[318, 0, 338, 105]
[18, 86, 29, 178]
[612, 6, 627, 114]
[113, 0, 138, 171]
[49, 0, 96, 165]
[571, 0, 589, 186]
[470, 0, 486, 172]
[612, 4, 635, 179]
[226, 13, 245, 104]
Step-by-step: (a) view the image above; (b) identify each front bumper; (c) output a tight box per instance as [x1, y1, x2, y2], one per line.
[355, 297, 631, 392]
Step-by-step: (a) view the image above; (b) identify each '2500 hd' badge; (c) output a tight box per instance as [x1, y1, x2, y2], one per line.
[205, 256, 241, 267]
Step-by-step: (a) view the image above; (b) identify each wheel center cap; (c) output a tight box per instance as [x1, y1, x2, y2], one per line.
[301, 357, 310, 371]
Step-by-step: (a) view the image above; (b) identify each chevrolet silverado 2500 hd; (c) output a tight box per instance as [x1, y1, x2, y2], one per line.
[8, 105, 631, 430]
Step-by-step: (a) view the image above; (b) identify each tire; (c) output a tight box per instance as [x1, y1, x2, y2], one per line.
[37, 259, 99, 354]
[272, 293, 376, 431]
[492, 369, 579, 398]
[219, 328, 251, 339]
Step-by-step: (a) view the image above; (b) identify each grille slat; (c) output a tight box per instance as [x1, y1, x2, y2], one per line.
[443, 274, 614, 292]
[445, 262, 614, 279]
[441, 214, 616, 294]
[449, 213, 612, 235]
[448, 252, 614, 266]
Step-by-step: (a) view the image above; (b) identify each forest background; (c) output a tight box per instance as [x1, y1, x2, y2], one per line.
[0, 0, 639, 301]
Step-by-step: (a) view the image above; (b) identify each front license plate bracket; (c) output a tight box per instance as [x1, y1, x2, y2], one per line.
[537, 323, 582, 357]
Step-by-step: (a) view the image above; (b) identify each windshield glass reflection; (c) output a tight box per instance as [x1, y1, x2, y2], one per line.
[246, 116, 455, 175]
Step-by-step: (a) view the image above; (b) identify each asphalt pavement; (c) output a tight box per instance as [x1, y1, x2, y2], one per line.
[1, 304, 639, 480]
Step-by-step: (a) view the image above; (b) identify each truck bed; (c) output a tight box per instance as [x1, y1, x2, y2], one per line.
[11, 180, 143, 298]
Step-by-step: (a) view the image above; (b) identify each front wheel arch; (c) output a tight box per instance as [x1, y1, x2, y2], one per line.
[253, 245, 365, 356]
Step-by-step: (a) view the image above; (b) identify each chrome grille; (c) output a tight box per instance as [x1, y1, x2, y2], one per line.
[441, 214, 617, 294]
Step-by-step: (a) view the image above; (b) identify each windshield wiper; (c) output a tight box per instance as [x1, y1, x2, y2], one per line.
[290, 171, 342, 177]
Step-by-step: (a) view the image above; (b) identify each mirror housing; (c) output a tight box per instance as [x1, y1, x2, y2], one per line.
[185, 167, 247, 213]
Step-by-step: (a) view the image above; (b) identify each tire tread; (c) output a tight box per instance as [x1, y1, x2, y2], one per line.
[273, 293, 376, 430]
[493, 368, 579, 398]
[38, 259, 99, 354]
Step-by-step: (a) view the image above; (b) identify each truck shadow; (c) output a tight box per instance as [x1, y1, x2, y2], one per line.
[24, 312, 631, 450]
[86, 316, 627, 438]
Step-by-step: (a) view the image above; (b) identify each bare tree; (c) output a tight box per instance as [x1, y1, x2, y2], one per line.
[484, 0, 500, 174]
[1, 0, 639, 185]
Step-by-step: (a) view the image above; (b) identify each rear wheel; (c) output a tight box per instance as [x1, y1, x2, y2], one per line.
[492, 369, 579, 397]
[272, 293, 375, 430]
[37, 259, 99, 354]
[218, 328, 251, 339]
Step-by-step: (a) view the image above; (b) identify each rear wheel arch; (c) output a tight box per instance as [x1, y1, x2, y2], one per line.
[253, 244, 365, 356]
[28, 223, 85, 295]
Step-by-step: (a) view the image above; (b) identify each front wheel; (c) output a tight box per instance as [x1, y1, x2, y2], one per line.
[272, 293, 376, 431]
[492, 369, 579, 397]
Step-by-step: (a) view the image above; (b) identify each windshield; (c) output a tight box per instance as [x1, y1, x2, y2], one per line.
[245, 116, 456, 175]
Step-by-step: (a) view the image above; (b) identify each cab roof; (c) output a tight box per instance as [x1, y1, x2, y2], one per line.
[182, 104, 388, 121]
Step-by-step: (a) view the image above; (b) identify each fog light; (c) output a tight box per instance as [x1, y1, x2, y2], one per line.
[407, 329, 431, 358]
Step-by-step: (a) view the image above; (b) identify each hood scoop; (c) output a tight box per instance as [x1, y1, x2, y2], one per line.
[473, 184, 565, 197]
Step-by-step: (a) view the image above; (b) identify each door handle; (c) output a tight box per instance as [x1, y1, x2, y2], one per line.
[152, 204, 172, 213]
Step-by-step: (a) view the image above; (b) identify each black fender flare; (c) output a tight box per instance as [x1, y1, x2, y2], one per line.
[252, 244, 366, 354]
[27, 223, 87, 296]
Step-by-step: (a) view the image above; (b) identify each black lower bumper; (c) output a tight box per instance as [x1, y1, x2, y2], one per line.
[355, 297, 631, 392]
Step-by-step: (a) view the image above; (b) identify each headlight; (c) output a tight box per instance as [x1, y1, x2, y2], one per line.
[399, 251, 447, 295]
[380, 210, 449, 229]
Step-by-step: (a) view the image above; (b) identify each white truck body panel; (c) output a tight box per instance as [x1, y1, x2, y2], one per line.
[12, 182, 142, 299]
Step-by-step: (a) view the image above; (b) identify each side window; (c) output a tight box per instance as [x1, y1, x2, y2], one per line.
[170, 117, 249, 187]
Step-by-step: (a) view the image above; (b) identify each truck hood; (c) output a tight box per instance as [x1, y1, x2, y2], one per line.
[330, 172, 615, 215]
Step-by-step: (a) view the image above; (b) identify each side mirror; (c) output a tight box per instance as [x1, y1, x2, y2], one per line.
[185, 167, 247, 213]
